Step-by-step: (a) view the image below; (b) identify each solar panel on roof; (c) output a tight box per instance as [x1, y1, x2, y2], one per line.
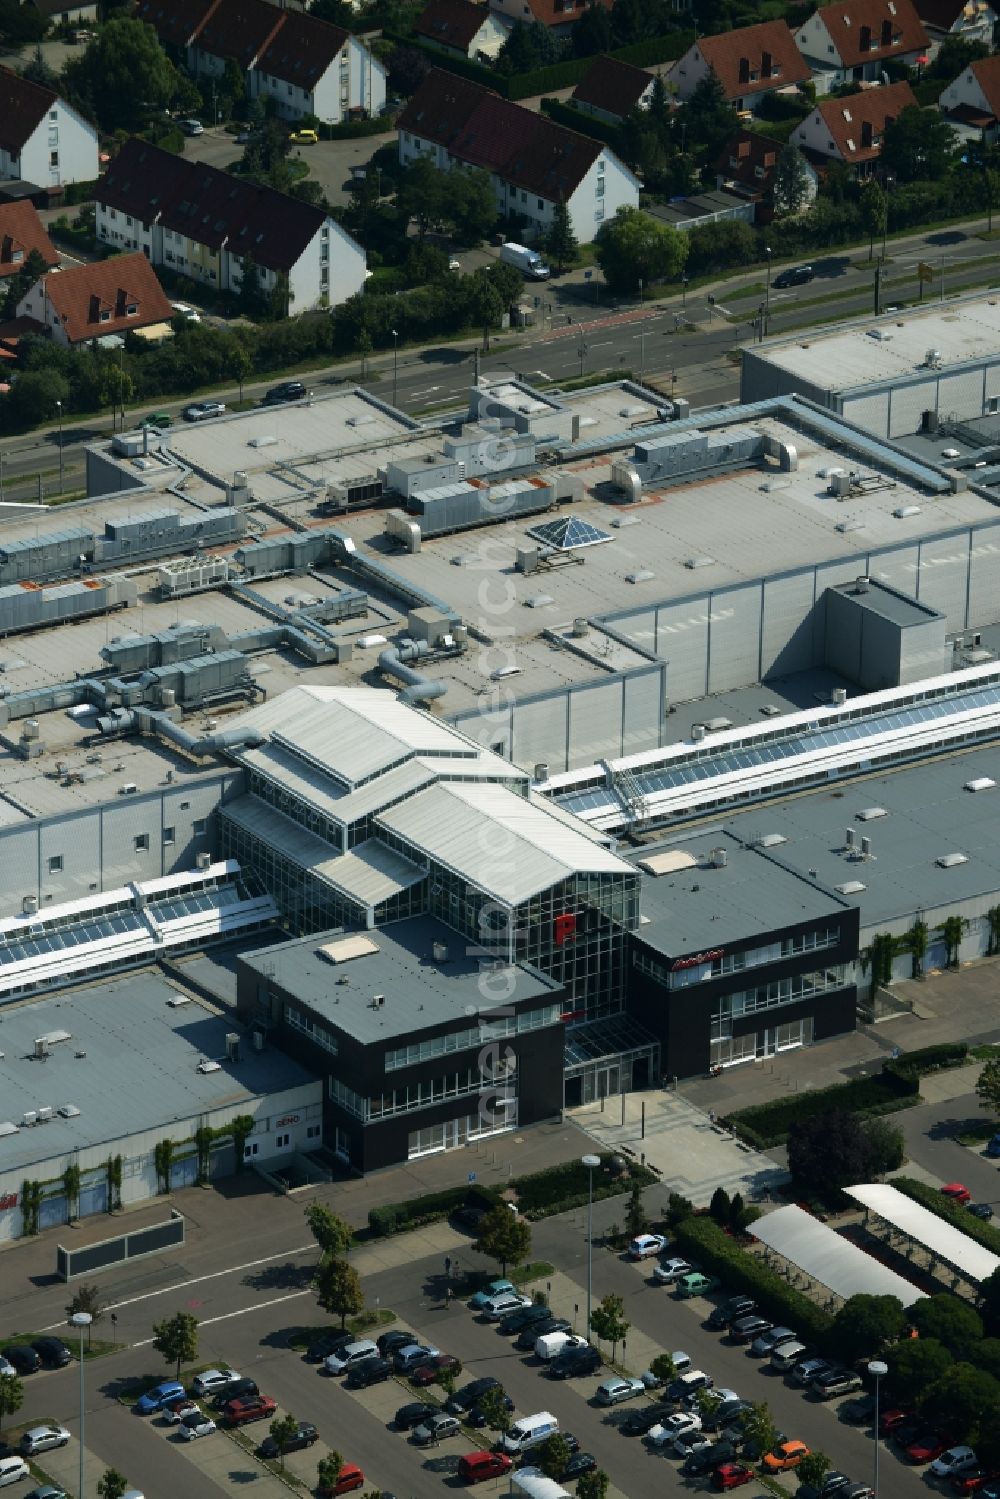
[527, 516, 612, 551]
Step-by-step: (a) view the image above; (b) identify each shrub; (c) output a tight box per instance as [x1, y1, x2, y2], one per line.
[367, 1205, 400, 1238]
[887, 1042, 968, 1077]
[511, 1156, 657, 1218]
[727, 1068, 918, 1148]
[319, 116, 391, 141]
[674, 1216, 833, 1343]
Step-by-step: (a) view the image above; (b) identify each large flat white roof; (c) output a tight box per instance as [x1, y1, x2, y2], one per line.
[752, 1203, 925, 1307]
[845, 1183, 1000, 1284]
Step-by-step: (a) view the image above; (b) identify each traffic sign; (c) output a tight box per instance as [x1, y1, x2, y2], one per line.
[917, 261, 935, 284]
[468, 1171, 477, 1183]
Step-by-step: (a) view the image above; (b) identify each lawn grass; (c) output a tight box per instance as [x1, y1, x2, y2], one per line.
[286, 1309, 398, 1351]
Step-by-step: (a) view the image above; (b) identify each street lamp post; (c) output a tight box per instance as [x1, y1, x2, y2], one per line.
[682, 276, 688, 307]
[55, 398, 63, 494]
[391, 328, 399, 409]
[578, 340, 587, 379]
[765, 245, 773, 323]
[71, 1311, 92, 1499]
[639, 325, 646, 382]
[869, 1359, 888, 1499]
[582, 1153, 600, 1342]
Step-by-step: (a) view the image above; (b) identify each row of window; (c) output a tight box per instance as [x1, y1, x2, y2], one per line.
[407, 1102, 518, 1160]
[712, 964, 848, 1026]
[286, 1003, 339, 1056]
[633, 926, 841, 989]
[383, 1002, 562, 1071]
[328, 1068, 517, 1123]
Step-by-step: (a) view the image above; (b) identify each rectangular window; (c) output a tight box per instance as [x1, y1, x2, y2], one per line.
[287, 1004, 339, 1055]
[275, 1132, 290, 1147]
[162, 826, 175, 846]
[243, 1142, 259, 1159]
[50, 151, 59, 168]
[48, 855, 63, 873]
[193, 818, 206, 834]
[307, 1123, 321, 1139]
[134, 833, 149, 851]
[12, 248, 23, 262]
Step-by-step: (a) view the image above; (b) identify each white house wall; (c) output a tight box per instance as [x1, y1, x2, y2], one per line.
[790, 108, 846, 159]
[288, 217, 367, 309]
[940, 65, 993, 117]
[1, 98, 98, 190]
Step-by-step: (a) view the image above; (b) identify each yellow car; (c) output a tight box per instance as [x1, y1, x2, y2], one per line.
[289, 128, 319, 145]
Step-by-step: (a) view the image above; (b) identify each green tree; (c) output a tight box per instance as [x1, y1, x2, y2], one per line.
[709, 1187, 731, 1225]
[649, 1352, 677, 1386]
[594, 206, 688, 294]
[882, 106, 957, 183]
[828, 1294, 907, 1364]
[314, 1257, 364, 1328]
[317, 1451, 344, 1495]
[396, 154, 446, 238]
[577, 1473, 610, 1499]
[0, 1372, 23, 1433]
[977, 1059, 1000, 1119]
[572, 1, 613, 56]
[151, 1310, 199, 1377]
[981, 1267, 1000, 1334]
[862, 1115, 904, 1176]
[589, 1291, 629, 1362]
[972, 1337, 1000, 1382]
[739, 1400, 778, 1461]
[305, 1203, 353, 1261]
[537, 1433, 572, 1479]
[666, 1192, 694, 1229]
[310, 0, 355, 23]
[919, 1364, 1000, 1445]
[684, 67, 733, 156]
[66, 1283, 102, 1345]
[931, 34, 990, 80]
[62, 18, 189, 133]
[227, 341, 253, 404]
[357, 328, 373, 378]
[473, 1203, 531, 1276]
[2, 246, 49, 319]
[8, 368, 70, 427]
[910, 1295, 984, 1359]
[859, 179, 887, 261]
[772, 142, 813, 217]
[96, 1472, 128, 1499]
[444, 167, 498, 247]
[0, 0, 47, 46]
[624, 1181, 646, 1239]
[268, 1413, 300, 1468]
[940, 914, 969, 967]
[476, 1383, 513, 1435]
[496, 18, 561, 73]
[885, 1337, 953, 1404]
[545, 199, 578, 272]
[788, 1109, 878, 1193]
[798, 1452, 832, 1488]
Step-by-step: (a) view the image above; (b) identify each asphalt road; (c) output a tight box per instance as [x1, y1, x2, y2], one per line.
[897, 1091, 1000, 1211]
[9, 1198, 933, 1499]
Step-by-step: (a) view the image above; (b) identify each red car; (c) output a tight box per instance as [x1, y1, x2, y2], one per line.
[953, 1471, 999, 1494]
[713, 1463, 754, 1491]
[907, 1434, 948, 1464]
[410, 1354, 462, 1386]
[941, 1183, 972, 1205]
[879, 1409, 913, 1436]
[223, 1395, 276, 1427]
[318, 1463, 364, 1496]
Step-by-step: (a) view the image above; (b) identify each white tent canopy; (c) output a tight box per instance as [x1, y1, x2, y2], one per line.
[513, 1472, 572, 1499]
[845, 1184, 1000, 1285]
[752, 1203, 925, 1306]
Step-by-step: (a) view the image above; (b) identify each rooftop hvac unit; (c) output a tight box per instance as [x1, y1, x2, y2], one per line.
[225, 1032, 241, 1063]
[925, 349, 942, 368]
[432, 941, 449, 963]
[712, 847, 728, 869]
[534, 762, 549, 783]
[36, 1106, 53, 1123]
[691, 724, 706, 742]
[860, 836, 873, 859]
[845, 827, 856, 850]
[33, 1038, 48, 1059]
[58, 1103, 81, 1118]
[832, 687, 848, 706]
[22, 1111, 36, 1128]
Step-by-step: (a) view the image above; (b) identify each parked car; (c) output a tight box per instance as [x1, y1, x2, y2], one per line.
[394, 1343, 440, 1373]
[654, 1258, 694, 1285]
[501, 1305, 552, 1337]
[931, 1448, 979, 1479]
[376, 1330, 415, 1359]
[346, 1356, 392, 1389]
[941, 1183, 972, 1204]
[622, 1403, 675, 1437]
[182, 400, 224, 422]
[772, 264, 814, 289]
[792, 1358, 833, 1388]
[892, 1419, 924, 1450]
[730, 1316, 773, 1345]
[969, 1203, 995, 1221]
[20, 1427, 70, 1456]
[145, 411, 172, 428]
[25, 1487, 67, 1499]
[468, 1279, 515, 1310]
[517, 1317, 570, 1351]
[306, 1332, 352, 1364]
[170, 302, 200, 323]
[763, 1441, 811, 1472]
[643, 1351, 691, 1387]
[263, 381, 307, 405]
[879, 1409, 913, 1435]
[549, 1343, 601, 1379]
[222, 1395, 277, 1427]
[812, 1368, 862, 1400]
[595, 1376, 645, 1406]
[685, 1438, 740, 1475]
[986, 1135, 1000, 1158]
[647, 1412, 702, 1447]
[258, 1422, 317, 1457]
[411, 1353, 462, 1386]
[678, 1272, 719, 1299]
[667, 1370, 714, 1401]
[458, 1452, 513, 1484]
[162, 1400, 201, 1425]
[0, 1459, 30, 1489]
[676, 1429, 715, 1458]
[317, 1462, 364, 1496]
[841, 1394, 877, 1425]
[412, 1413, 461, 1446]
[179, 1411, 216, 1441]
[30, 1339, 72, 1369]
[628, 1233, 669, 1260]
[708, 1298, 756, 1331]
[1, 1346, 40, 1376]
[714, 1463, 754, 1490]
[796, 1472, 851, 1499]
[448, 1377, 506, 1416]
[210, 1377, 258, 1409]
[179, 118, 203, 135]
[192, 1369, 240, 1398]
[906, 1433, 949, 1464]
[705, 1398, 751, 1433]
[289, 128, 318, 144]
[563, 1453, 598, 1480]
[482, 1292, 532, 1321]
[135, 1380, 186, 1414]
[325, 1340, 378, 1375]
[396, 1402, 439, 1430]
[953, 1470, 1000, 1494]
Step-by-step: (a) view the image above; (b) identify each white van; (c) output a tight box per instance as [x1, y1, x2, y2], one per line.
[501, 1411, 559, 1454]
[771, 1340, 808, 1373]
[535, 1331, 585, 1362]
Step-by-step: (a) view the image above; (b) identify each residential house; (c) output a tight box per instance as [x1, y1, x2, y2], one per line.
[96, 139, 366, 312]
[397, 69, 640, 243]
[571, 55, 659, 125]
[666, 21, 811, 113]
[0, 66, 98, 194]
[415, 0, 511, 62]
[26, 0, 98, 23]
[135, 0, 386, 123]
[0, 200, 58, 280]
[715, 128, 819, 220]
[940, 53, 1000, 138]
[15, 253, 173, 347]
[794, 0, 929, 86]
[488, 0, 612, 37]
[790, 79, 918, 172]
[914, 0, 996, 45]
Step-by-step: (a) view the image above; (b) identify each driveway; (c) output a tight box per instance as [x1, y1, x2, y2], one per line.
[181, 125, 396, 207]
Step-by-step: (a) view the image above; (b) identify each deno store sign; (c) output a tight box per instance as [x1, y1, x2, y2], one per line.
[275, 1114, 300, 1128]
[671, 948, 725, 971]
[0, 1192, 17, 1211]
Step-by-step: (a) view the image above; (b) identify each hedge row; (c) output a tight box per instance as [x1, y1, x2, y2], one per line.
[727, 1068, 919, 1148]
[886, 1042, 968, 1077]
[891, 1177, 1000, 1259]
[510, 1154, 657, 1218]
[674, 1215, 833, 1343]
[369, 1182, 500, 1237]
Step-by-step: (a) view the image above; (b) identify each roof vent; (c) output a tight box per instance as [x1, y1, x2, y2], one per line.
[835, 879, 867, 895]
[37, 1106, 53, 1124]
[166, 994, 192, 1007]
[197, 1059, 222, 1073]
[225, 1032, 241, 1063]
[58, 1104, 81, 1118]
[893, 505, 921, 518]
[857, 807, 887, 820]
[936, 852, 969, 868]
[756, 833, 787, 848]
[0, 1121, 18, 1137]
[22, 1111, 37, 1128]
[965, 777, 996, 792]
[432, 941, 449, 962]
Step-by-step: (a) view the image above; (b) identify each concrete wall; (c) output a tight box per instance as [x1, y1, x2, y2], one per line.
[824, 588, 946, 690]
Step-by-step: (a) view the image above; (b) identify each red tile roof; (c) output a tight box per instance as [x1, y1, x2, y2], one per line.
[963, 55, 1000, 118]
[416, 0, 494, 51]
[913, 0, 975, 30]
[715, 128, 785, 193]
[0, 200, 58, 280]
[99, 137, 331, 274]
[695, 21, 810, 102]
[32, 252, 173, 344]
[521, 0, 612, 26]
[810, 79, 918, 161]
[134, 0, 218, 49]
[255, 10, 349, 89]
[192, 0, 284, 69]
[572, 55, 655, 119]
[399, 69, 604, 200]
[805, 0, 928, 68]
[0, 65, 60, 157]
